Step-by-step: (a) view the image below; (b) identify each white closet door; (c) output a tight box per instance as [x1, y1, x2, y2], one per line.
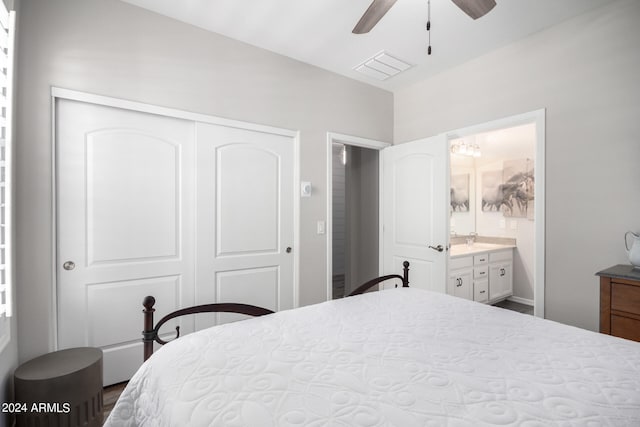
[382, 135, 448, 292]
[195, 123, 295, 329]
[56, 99, 195, 385]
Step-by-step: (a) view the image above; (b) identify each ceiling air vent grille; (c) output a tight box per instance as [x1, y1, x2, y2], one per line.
[354, 51, 412, 81]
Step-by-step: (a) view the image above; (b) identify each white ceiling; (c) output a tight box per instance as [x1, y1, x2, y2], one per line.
[120, 0, 615, 92]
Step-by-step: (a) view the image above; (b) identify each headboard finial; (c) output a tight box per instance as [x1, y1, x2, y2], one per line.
[143, 296, 156, 311]
[402, 261, 410, 287]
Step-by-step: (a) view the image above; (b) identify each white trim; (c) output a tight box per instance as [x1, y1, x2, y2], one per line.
[326, 132, 390, 301]
[292, 131, 301, 308]
[533, 109, 546, 319]
[507, 295, 534, 307]
[51, 89, 301, 349]
[51, 87, 298, 138]
[329, 132, 391, 150]
[49, 91, 59, 351]
[444, 109, 546, 318]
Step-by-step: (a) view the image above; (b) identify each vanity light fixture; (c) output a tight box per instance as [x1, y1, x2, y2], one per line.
[451, 141, 481, 157]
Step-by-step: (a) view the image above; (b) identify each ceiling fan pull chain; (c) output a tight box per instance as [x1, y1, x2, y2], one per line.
[426, 0, 432, 55]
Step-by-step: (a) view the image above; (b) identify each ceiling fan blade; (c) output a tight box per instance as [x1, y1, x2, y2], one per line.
[451, 0, 496, 20]
[352, 0, 398, 34]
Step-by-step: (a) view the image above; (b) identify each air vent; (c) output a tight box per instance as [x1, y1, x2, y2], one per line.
[354, 51, 412, 81]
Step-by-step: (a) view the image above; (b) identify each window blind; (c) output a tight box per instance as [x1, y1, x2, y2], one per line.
[0, 4, 14, 326]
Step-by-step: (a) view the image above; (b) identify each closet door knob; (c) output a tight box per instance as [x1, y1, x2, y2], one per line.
[63, 261, 75, 271]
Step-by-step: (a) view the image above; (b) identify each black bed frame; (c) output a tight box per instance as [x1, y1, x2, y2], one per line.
[142, 261, 409, 360]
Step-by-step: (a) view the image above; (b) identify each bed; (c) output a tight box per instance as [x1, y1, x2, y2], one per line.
[105, 270, 640, 426]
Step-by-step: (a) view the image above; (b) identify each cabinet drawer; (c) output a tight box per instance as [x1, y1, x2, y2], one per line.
[474, 279, 488, 303]
[611, 315, 640, 342]
[450, 256, 472, 270]
[473, 254, 488, 265]
[489, 249, 513, 263]
[474, 266, 488, 279]
[611, 282, 640, 316]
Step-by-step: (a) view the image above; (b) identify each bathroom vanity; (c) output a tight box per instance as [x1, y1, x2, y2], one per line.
[449, 243, 515, 304]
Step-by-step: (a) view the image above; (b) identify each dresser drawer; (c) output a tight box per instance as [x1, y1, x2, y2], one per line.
[611, 282, 640, 316]
[611, 315, 640, 342]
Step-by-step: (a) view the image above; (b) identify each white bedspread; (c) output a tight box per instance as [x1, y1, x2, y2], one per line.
[105, 288, 640, 426]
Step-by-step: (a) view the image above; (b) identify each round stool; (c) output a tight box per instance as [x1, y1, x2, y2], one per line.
[14, 347, 103, 427]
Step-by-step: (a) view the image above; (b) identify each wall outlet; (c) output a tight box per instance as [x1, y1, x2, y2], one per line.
[317, 220, 325, 235]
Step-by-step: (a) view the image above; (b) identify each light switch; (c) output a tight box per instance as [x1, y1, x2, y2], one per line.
[301, 181, 312, 197]
[317, 220, 326, 235]
[510, 220, 518, 230]
[499, 218, 506, 229]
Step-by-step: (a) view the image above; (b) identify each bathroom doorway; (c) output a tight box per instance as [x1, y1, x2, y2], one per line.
[446, 109, 545, 316]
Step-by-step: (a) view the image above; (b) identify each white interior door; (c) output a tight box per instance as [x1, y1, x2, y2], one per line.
[195, 123, 294, 328]
[382, 135, 448, 292]
[56, 99, 195, 385]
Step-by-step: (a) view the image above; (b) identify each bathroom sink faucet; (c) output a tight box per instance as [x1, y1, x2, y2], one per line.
[467, 232, 478, 246]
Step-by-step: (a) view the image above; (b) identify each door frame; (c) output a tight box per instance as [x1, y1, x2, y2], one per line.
[325, 132, 390, 300]
[444, 109, 546, 317]
[50, 87, 301, 350]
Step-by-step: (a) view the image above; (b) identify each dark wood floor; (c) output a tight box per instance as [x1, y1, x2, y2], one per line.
[493, 299, 534, 315]
[103, 382, 127, 424]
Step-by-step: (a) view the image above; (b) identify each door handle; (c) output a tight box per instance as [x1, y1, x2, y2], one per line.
[286, 247, 292, 253]
[63, 261, 75, 271]
[428, 244, 444, 252]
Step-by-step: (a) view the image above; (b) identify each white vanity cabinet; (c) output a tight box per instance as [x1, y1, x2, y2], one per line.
[488, 250, 513, 302]
[448, 256, 473, 300]
[449, 246, 514, 304]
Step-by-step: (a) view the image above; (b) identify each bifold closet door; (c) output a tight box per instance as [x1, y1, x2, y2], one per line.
[56, 99, 196, 385]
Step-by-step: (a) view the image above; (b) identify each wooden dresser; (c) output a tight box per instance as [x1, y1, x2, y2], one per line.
[597, 265, 640, 342]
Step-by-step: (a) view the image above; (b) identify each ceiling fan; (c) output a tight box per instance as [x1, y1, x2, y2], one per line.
[352, 0, 497, 34]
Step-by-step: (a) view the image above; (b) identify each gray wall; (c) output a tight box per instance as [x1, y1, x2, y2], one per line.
[394, 0, 640, 331]
[346, 146, 379, 290]
[14, 0, 392, 363]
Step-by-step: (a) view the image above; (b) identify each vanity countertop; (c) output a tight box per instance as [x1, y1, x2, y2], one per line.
[450, 242, 516, 258]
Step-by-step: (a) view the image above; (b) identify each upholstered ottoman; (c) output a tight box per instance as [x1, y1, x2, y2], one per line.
[14, 347, 103, 427]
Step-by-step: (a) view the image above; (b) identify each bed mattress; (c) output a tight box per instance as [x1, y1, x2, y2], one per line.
[105, 288, 640, 426]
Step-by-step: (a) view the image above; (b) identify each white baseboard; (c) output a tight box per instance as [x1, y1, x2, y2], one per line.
[507, 295, 534, 306]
